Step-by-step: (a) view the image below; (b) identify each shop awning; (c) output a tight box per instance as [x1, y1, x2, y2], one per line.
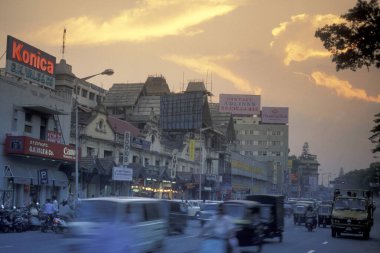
[22, 105, 68, 115]
[49, 170, 68, 187]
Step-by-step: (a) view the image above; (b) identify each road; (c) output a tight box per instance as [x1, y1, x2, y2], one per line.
[1, 201, 379, 253]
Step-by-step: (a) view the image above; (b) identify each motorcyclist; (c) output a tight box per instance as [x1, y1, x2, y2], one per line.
[199, 203, 239, 253]
[305, 205, 317, 228]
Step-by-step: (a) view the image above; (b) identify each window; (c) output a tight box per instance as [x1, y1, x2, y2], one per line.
[133, 155, 139, 163]
[155, 160, 160, 166]
[145, 203, 160, 221]
[144, 158, 149, 166]
[25, 112, 32, 122]
[89, 92, 95, 100]
[81, 89, 88, 98]
[24, 125, 32, 133]
[104, 150, 113, 158]
[87, 147, 95, 156]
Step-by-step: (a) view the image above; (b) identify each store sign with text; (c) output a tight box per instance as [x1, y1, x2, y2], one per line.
[5, 35, 56, 89]
[219, 94, 261, 115]
[5, 135, 77, 162]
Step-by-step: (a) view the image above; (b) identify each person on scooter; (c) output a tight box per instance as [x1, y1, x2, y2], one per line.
[199, 203, 239, 253]
[305, 205, 317, 228]
[42, 198, 55, 226]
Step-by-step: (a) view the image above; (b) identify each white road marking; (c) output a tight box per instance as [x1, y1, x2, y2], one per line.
[322, 241, 328, 245]
[0, 245, 13, 249]
[307, 250, 315, 253]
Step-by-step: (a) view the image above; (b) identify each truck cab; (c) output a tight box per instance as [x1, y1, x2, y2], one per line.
[331, 189, 374, 240]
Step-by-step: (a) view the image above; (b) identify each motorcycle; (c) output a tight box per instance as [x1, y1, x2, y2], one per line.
[305, 217, 315, 232]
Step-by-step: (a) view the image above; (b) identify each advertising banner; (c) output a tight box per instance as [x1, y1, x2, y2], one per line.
[123, 131, 130, 165]
[6, 35, 56, 89]
[189, 139, 195, 161]
[5, 135, 76, 162]
[47, 130, 63, 144]
[261, 107, 289, 124]
[219, 94, 261, 115]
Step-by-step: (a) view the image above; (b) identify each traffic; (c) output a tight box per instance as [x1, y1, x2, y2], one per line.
[0, 190, 378, 253]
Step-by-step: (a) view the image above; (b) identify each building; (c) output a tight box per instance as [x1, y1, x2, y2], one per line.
[0, 72, 72, 207]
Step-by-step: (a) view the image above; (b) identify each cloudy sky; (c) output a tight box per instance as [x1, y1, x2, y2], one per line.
[1, 0, 379, 179]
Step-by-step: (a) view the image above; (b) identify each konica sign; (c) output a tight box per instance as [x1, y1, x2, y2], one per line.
[6, 35, 56, 89]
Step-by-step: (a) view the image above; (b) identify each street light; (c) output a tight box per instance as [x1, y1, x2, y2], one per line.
[199, 126, 212, 200]
[74, 69, 114, 201]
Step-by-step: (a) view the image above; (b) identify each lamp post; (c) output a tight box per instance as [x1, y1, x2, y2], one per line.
[199, 127, 212, 200]
[74, 69, 114, 201]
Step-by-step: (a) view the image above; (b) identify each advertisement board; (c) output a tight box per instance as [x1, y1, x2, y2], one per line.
[5, 135, 76, 162]
[261, 107, 289, 124]
[219, 94, 261, 115]
[6, 35, 56, 89]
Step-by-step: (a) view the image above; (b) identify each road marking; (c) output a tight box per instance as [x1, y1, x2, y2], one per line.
[307, 250, 315, 253]
[0, 245, 13, 249]
[322, 241, 328, 245]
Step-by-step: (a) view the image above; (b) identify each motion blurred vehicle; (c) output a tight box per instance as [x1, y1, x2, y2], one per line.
[186, 200, 201, 218]
[293, 203, 309, 225]
[223, 200, 264, 252]
[198, 202, 219, 227]
[331, 189, 374, 240]
[164, 200, 188, 234]
[65, 197, 167, 253]
[247, 194, 284, 242]
[317, 204, 332, 228]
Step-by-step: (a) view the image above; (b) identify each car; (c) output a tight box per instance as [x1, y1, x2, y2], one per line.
[185, 200, 201, 218]
[198, 202, 219, 227]
[65, 197, 168, 253]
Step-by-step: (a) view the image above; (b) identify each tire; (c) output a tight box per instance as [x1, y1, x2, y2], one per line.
[363, 230, 370, 240]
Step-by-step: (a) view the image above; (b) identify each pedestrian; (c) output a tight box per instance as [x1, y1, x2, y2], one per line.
[43, 199, 55, 225]
[52, 195, 59, 213]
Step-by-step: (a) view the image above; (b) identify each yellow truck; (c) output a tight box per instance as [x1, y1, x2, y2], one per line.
[331, 189, 374, 240]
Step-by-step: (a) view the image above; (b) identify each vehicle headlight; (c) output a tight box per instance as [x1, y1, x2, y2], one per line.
[333, 219, 340, 223]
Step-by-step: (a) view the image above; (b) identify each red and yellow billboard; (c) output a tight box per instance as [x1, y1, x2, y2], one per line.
[6, 35, 56, 89]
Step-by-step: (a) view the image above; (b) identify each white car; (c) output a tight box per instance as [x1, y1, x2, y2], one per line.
[186, 201, 201, 218]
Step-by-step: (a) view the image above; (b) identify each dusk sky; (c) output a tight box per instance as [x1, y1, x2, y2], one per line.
[1, 0, 379, 180]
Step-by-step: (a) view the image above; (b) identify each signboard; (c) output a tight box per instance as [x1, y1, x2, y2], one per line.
[47, 130, 63, 144]
[112, 166, 133, 181]
[6, 35, 56, 89]
[5, 135, 77, 162]
[171, 149, 178, 178]
[219, 94, 261, 115]
[123, 131, 130, 165]
[131, 136, 151, 151]
[189, 139, 195, 161]
[39, 169, 48, 184]
[261, 107, 289, 124]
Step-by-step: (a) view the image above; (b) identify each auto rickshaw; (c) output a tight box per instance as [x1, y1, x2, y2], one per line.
[293, 203, 308, 225]
[223, 200, 264, 252]
[317, 204, 332, 228]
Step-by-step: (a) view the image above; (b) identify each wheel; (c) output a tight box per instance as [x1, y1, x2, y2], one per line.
[331, 228, 336, 238]
[363, 230, 370, 240]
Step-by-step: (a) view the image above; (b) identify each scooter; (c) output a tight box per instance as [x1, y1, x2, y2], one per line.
[305, 217, 315, 232]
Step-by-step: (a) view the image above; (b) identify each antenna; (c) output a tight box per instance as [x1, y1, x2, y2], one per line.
[182, 72, 184, 92]
[62, 27, 66, 59]
[210, 72, 213, 103]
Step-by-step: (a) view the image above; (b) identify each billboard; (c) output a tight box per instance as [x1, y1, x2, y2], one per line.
[261, 107, 289, 124]
[112, 166, 133, 181]
[5, 135, 76, 162]
[6, 35, 56, 89]
[219, 94, 261, 115]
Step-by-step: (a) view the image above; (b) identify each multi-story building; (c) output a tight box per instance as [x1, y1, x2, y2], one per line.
[0, 70, 73, 208]
[233, 112, 289, 194]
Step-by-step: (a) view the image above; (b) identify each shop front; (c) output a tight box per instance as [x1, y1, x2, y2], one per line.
[2, 135, 73, 207]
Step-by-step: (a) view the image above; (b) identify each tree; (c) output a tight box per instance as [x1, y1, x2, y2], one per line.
[369, 112, 380, 154]
[315, 0, 380, 71]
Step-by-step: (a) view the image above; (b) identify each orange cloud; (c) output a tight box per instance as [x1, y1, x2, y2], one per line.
[163, 54, 261, 94]
[284, 42, 330, 65]
[33, 0, 240, 45]
[311, 71, 380, 103]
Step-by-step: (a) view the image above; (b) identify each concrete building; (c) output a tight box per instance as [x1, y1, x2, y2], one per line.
[233, 115, 289, 194]
[0, 72, 72, 207]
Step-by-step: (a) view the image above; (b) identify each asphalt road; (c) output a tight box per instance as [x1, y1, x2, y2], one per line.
[1, 200, 379, 253]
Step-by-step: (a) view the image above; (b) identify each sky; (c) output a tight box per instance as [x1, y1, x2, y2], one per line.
[1, 0, 379, 180]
